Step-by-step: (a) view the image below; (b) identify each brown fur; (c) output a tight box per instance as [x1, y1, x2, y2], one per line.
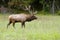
[7, 13, 37, 28]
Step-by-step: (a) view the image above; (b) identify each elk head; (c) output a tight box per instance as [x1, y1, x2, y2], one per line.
[21, 5, 37, 20]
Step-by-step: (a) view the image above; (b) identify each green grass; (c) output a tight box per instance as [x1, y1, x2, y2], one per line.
[0, 14, 60, 40]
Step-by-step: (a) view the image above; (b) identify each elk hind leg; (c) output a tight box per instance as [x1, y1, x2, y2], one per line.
[7, 21, 12, 28]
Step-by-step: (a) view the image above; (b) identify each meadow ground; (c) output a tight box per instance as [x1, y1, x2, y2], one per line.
[0, 14, 60, 40]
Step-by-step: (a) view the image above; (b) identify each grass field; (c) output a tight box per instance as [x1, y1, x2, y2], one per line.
[0, 14, 60, 40]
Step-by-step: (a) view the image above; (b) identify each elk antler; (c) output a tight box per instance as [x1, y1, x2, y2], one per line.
[20, 4, 37, 14]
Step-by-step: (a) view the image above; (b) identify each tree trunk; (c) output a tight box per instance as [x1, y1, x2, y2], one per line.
[51, 0, 55, 15]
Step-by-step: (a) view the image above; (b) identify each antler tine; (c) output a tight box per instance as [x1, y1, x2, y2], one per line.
[25, 5, 29, 10]
[27, 5, 32, 14]
[20, 4, 29, 11]
[28, 5, 31, 10]
[31, 7, 38, 15]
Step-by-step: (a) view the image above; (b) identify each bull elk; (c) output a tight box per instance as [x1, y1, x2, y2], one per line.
[7, 5, 37, 28]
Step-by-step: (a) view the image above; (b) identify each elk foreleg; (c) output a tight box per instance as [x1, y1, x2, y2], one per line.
[12, 22, 15, 28]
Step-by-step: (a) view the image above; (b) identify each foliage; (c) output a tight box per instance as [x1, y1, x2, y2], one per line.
[0, 0, 60, 15]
